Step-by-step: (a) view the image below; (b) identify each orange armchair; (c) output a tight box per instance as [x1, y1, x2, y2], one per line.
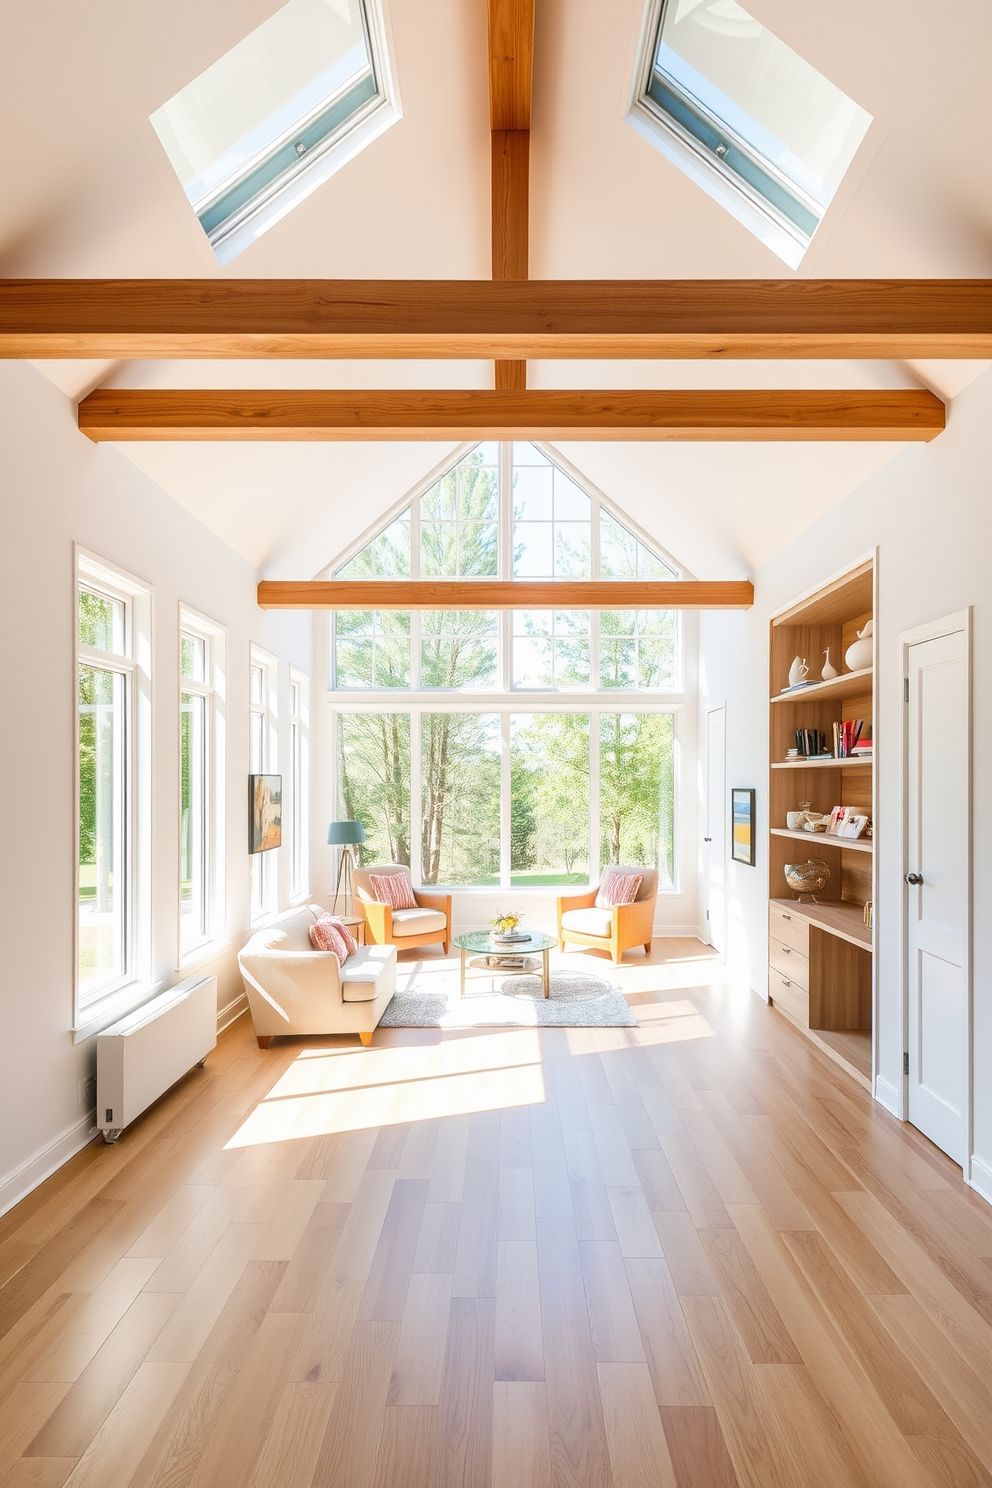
[557, 868, 659, 964]
[352, 864, 452, 953]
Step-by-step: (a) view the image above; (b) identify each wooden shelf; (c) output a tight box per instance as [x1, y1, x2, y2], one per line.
[771, 827, 872, 853]
[770, 897, 872, 950]
[772, 756, 872, 770]
[770, 667, 873, 704]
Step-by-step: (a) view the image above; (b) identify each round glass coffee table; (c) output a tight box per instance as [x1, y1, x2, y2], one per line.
[454, 930, 558, 998]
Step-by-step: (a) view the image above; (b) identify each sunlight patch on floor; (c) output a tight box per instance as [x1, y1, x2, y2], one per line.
[225, 1029, 546, 1148]
[565, 997, 715, 1055]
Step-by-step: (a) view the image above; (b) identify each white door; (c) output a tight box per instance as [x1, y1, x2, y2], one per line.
[705, 706, 726, 952]
[906, 625, 970, 1167]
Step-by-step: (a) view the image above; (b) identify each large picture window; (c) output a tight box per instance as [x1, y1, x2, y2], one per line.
[329, 443, 684, 893]
[179, 608, 225, 959]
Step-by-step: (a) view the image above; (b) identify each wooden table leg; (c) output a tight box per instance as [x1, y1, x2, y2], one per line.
[543, 948, 550, 998]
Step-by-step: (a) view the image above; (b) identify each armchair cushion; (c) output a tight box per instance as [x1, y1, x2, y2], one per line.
[390, 907, 448, 936]
[561, 907, 615, 938]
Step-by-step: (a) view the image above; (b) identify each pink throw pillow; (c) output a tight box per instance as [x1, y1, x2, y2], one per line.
[595, 871, 643, 909]
[368, 872, 416, 910]
[309, 914, 350, 960]
[328, 917, 358, 956]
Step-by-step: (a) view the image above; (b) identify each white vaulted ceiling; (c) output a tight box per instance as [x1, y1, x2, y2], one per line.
[3, 0, 991, 575]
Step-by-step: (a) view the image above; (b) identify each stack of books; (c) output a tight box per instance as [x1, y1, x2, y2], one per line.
[832, 720, 872, 759]
[790, 728, 833, 759]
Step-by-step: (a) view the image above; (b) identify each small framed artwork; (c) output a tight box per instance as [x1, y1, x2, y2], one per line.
[731, 788, 756, 866]
[249, 774, 282, 854]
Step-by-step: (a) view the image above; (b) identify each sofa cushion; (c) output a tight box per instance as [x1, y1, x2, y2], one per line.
[309, 914, 350, 960]
[340, 944, 397, 1002]
[368, 871, 417, 909]
[561, 907, 614, 938]
[390, 907, 447, 936]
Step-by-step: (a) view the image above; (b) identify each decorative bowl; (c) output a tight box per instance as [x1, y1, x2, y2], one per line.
[784, 860, 831, 899]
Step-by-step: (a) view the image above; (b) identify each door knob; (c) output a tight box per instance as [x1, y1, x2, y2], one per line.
[906, 872, 923, 886]
[703, 837, 712, 842]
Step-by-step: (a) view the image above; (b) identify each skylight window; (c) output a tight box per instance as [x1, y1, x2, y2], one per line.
[629, 0, 872, 267]
[150, 0, 398, 263]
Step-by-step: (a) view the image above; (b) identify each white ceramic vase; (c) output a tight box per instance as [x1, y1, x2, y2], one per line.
[821, 648, 838, 681]
[844, 620, 874, 672]
[788, 656, 809, 688]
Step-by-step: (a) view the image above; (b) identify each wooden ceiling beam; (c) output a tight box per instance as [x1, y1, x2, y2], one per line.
[5, 280, 991, 359]
[488, 0, 534, 392]
[77, 387, 945, 442]
[257, 579, 754, 610]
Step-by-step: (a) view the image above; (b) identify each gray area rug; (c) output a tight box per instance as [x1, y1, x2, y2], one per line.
[379, 970, 637, 1028]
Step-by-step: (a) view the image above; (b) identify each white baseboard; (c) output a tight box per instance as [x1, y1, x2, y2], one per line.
[652, 925, 706, 939]
[217, 993, 248, 1034]
[874, 1074, 902, 1118]
[968, 1154, 992, 1208]
[0, 1111, 97, 1220]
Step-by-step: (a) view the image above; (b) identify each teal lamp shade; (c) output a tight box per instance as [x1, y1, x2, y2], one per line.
[327, 820, 365, 846]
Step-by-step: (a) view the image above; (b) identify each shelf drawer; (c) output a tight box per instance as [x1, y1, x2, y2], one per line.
[769, 903, 810, 955]
[769, 965, 809, 1026]
[769, 939, 809, 991]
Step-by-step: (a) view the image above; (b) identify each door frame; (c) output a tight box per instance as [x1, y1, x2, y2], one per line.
[703, 703, 726, 954]
[899, 608, 973, 1180]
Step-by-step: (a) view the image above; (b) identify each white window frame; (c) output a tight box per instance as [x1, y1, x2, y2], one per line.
[328, 442, 684, 697]
[178, 605, 227, 966]
[74, 549, 153, 1036]
[289, 667, 311, 902]
[250, 645, 279, 923]
[331, 699, 683, 896]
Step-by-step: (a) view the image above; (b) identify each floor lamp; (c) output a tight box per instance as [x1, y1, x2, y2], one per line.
[328, 820, 365, 915]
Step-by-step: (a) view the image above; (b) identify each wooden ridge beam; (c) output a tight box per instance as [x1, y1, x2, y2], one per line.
[488, 0, 534, 391]
[77, 388, 946, 442]
[6, 280, 991, 359]
[257, 579, 754, 610]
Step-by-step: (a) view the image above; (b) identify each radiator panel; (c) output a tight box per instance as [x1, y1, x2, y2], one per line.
[97, 975, 217, 1137]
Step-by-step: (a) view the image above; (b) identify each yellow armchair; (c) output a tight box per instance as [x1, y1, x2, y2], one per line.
[557, 868, 659, 964]
[352, 865, 452, 953]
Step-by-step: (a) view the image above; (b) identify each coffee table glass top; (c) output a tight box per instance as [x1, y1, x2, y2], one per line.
[454, 930, 557, 954]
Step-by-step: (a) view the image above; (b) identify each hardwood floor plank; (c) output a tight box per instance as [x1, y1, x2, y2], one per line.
[631, 1150, 688, 1214]
[0, 1459, 77, 1487]
[451, 1159, 499, 1300]
[499, 1108, 534, 1170]
[652, 1212, 720, 1297]
[589, 1108, 640, 1189]
[498, 1168, 536, 1241]
[495, 1241, 544, 1381]
[755, 1362, 872, 1488]
[492, 1382, 551, 1488]
[563, 1130, 617, 1242]
[56, 1361, 189, 1488]
[387, 1273, 453, 1406]
[579, 1243, 645, 1364]
[359, 1180, 430, 1322]
[268, 1203, 350, 1313]
[625, 1259, 711, 1408]
[658, 1133, 734, 1230]
[244, 1381, 338, 1488]
[658, 1406, 739, 1488]
[371, 1405, 437, 1488]
[699, 1229, 801, 1366]
[607, 1186, 665, 1259]
[431, 1297, 495, 1488]
[413, 1203, 460, 1274]
[310, 1320, 399, 1487]
[0, 1383, 71, 1479]
[598, 1361, 678, 1488]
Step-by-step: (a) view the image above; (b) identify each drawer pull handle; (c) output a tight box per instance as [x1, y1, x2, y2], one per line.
[781, 979, 791, 987]
[781, 946, 791, 955]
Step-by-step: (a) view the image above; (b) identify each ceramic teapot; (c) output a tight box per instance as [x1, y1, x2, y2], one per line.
[845, 620, 873, 672]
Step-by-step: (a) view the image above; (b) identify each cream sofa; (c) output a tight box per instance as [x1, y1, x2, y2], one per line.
[237, 906, 396, 1047]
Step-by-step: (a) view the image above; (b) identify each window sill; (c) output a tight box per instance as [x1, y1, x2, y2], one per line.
[177, 940, 234, 977]
[73, 979, 166, 1044]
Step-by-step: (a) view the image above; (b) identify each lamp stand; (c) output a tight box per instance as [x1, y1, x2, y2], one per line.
[332, 844, 356, 916]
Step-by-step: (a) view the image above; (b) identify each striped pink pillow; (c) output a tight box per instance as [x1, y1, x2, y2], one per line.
[327, 917, 358, 956]
[596, 871, 643, 909]
[309, 914, 350, 961]
[368, 872, 416, 910]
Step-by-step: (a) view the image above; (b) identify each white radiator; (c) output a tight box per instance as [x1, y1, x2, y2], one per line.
[97, 975, 217, 1142]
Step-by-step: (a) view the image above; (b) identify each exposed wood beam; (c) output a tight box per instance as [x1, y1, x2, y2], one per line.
[488, 0, 534, 392]
[77, 388, 945, 442]
[6, 280, 992, 359]
[257, 580, 754, 610]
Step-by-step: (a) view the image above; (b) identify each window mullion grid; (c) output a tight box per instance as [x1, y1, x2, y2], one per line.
[410, 485, 422, 690]
[590, 490, 602, 692]
[499, 440, 513, 692]
[410, 710, 423, 887]
[589, 707, 601, 888]
[500, 711, 511, 893]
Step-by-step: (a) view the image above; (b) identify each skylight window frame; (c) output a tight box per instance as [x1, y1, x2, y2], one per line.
[626, 0, 867, 269]
[154, 0, 401, 266]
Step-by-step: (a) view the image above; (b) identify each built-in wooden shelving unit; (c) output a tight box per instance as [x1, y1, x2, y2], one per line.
[767, 558, 875, 1089]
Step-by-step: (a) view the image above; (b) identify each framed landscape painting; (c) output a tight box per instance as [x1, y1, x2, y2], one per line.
[249, 774, 282, 854]
[732, 787, 756, 866]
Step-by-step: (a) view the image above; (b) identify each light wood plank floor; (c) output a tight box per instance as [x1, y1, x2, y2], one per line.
[3, 938, 992, 1488]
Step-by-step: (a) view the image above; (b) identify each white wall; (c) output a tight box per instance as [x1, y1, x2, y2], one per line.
[0, 362, 311, 1214]
[700, 366, 992, 1201]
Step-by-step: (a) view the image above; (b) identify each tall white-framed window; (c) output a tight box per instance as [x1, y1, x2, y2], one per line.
[75, 551, 152, 1022]
[179, 607, 226, 960]
[249, 646, 279, 921]
[289, 668, 311, 901]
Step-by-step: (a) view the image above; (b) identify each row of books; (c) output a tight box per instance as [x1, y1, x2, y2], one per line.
[787, 720, 873, 761]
